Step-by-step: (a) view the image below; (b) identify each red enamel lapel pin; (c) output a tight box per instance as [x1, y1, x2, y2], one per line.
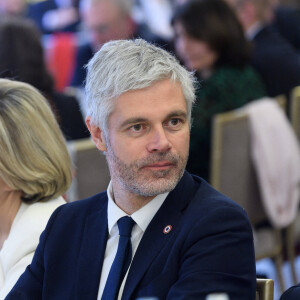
[163, 225, 172, 234]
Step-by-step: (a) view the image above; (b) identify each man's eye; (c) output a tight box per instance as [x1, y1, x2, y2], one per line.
[132, 124, 143, 131]
[169, 118, 182, 127]
[132, 124, 142, 131]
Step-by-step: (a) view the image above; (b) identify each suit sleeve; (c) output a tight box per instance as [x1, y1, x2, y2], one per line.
[167, 205, 256, 300]
[280, 284, 300, 300]
[5, 207, 63, 300]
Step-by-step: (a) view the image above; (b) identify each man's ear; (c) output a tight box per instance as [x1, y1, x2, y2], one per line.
[86, 116, 107, 152]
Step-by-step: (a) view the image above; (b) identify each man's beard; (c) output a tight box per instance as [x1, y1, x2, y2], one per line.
[105, 143, 188, 197]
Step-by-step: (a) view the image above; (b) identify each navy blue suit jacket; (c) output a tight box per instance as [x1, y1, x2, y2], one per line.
[6, 172, 256, 299]
[251, 26, 300, 99]
[280, 284, 300, 299]
[273, 6, 300, 52]
[70, 43, 93, 88]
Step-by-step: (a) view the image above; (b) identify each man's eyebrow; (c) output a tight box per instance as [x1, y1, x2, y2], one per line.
[164, 110, 188, 121]
[120, 110, 188, 128]
[120, 117, 148, 128]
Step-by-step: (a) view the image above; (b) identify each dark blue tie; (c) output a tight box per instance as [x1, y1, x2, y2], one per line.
[101, 216, 135, 300]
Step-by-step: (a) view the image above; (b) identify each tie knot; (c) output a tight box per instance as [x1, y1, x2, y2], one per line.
[117, 216, 135, 237]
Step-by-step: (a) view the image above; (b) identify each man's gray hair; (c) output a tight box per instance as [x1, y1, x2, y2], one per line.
[85, 39, 196, 133]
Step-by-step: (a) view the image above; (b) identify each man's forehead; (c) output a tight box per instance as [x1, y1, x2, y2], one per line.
[226, 0, 248, 8]
[109, 80, 187, 119]
[83, 0, 124, 21]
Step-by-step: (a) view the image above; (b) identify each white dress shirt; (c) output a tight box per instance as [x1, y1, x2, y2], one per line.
[245, 21, 264, 40]
[97, 182, 168, 300]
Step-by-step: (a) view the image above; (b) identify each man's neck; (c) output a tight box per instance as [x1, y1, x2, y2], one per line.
[111, 180, 155, 215]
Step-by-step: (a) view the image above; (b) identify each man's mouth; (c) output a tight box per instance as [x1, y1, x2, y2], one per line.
[143, 161, 175, 171]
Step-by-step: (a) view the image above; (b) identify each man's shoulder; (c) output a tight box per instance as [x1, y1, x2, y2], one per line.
[76, 43, 94, 59]
[254, 26, 298, 56]
[55, 191, 108, 219]
[173, 173, 252, 248]
[186, 174, 247, 219]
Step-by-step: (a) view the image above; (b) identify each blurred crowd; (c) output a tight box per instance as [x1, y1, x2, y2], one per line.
[0, 0, 300, 180]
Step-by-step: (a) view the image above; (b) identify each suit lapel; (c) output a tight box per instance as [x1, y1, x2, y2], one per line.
[76, 197, 108, 299]
[122, 172, 199, 300]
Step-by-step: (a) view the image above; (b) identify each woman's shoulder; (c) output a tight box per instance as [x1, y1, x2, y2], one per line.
[204, 65, 265, 92]
[196, 65, 266, 105]
[7, 197, 66, 245]
[21, 197, 66, 219]
[212, 65, 262, 81]
[0, 197, 66, 271]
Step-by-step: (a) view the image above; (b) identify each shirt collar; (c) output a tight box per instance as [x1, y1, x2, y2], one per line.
[245, 21, 264, 40]
[107, 181, 168, 234]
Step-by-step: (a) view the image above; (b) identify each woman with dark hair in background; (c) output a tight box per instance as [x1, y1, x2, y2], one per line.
[172, 0, 266, 181]
[0, 17, 89, 140]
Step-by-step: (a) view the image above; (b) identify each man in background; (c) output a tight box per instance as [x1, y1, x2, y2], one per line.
[0, 0, 26, 16]
[226, 0, 300, 99]
[70, 0, 135, 87]
[70, 0, 171, 87]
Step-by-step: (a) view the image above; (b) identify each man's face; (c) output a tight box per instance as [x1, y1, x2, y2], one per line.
[224, 0, 252, 30]
[0, 0, 25, 15]
[99, 79, 190, 197]
[82, 0, 133, 51]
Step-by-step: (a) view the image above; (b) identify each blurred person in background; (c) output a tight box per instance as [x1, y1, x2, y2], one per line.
[70, 0, 172, 87]
[70, 0, 136, 87]
[0, 17, 89, 140]
[172, 0, 266, 181]
[225, 0, 300, 99]
[272, 0, 300, 53]
[0, 0, 27, 16]
[0, 79, 72, 299]
[132, 0, 174, 42]
[27, 0, 81, 34]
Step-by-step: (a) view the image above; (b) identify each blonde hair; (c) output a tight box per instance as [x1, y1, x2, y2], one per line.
[0, 79, 72, 203]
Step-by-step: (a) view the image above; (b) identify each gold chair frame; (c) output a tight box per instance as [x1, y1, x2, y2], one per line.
[210, 104, 286, 291]
[285, 86, 300, 285]
[290, 86, 300, 140]
[256, 278, 274, 300]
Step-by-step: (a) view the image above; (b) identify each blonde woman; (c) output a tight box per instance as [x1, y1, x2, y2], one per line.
[0, 79, 72, 298]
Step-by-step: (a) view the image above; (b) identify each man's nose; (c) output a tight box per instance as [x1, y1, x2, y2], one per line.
[146, 127, 171, 153]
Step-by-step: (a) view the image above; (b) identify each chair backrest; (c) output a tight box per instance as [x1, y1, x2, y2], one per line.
[210, 96, 287, 226]
[67, 138, 110, 202]
[290, 86, 300, 140]
[210, 109, 266, 225]
[256, 278, 274, 300]
[276, 94, 288, 112]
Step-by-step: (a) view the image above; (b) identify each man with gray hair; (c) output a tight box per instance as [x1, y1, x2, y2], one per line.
[7, 39, 256, 300]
